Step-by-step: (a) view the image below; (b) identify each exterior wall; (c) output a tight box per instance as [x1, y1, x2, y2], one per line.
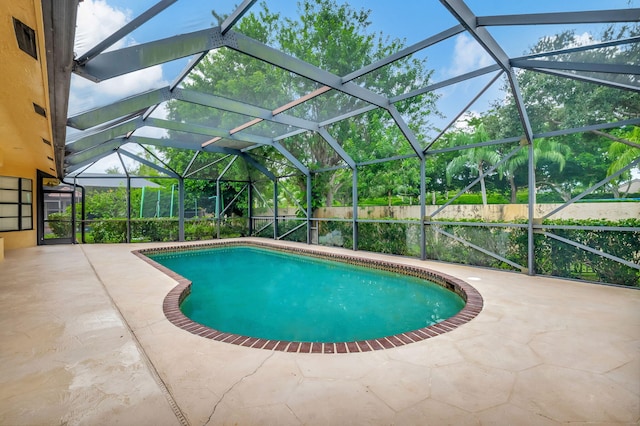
[0, 161, 37, 250]
[1, 0, 54, 251]
[313, 202, 640, 221]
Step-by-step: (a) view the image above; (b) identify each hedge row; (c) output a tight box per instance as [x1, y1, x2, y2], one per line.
[314, 218, 639, 286]
[50, 214, 638, 286]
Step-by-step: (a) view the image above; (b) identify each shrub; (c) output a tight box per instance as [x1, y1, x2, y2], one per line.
[47, 212, 72, 238]
[507, 218, 639, 286]
[90, 219, 127, 243]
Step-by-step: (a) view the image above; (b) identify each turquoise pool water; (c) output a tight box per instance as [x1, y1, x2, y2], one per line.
[150, 246, 465, 342]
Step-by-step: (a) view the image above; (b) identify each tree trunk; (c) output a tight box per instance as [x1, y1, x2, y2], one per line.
[478, 163, 488, 206]
[480, 177, 488, 206]
[325, 172, 343, 207]
[590, 129, 640, 149]
[509, 175, 517, 203]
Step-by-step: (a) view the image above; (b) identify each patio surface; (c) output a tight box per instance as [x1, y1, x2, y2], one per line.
[0, 238, 638, 425]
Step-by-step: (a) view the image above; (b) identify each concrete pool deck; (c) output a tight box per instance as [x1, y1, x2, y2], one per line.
[1, 238, 638, 425]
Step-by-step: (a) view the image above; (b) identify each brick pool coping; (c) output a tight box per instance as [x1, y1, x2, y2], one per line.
[133, 240, 483, 354]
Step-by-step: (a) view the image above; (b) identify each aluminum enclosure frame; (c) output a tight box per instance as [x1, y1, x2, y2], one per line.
[54, 0, 640, 285]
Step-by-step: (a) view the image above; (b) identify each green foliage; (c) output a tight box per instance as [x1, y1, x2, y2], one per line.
[86, 187, 132, 219]
[316, 221, 352, 249]
[90, 220, 127, 243]
[507, 218, 640, 286]
[358, 222, 421, 256]
[131, 219, 179, 242]
[425, 223, 515, 270]
[479, 26, 640, 202]
[219, 218, 250, 238]
[163, 0, 438, 208]
[185, 219, 215, 241]
[47, 212, 72, 238]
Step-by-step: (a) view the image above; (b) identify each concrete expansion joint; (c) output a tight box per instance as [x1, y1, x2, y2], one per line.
[79, 245, 190, 426]
[205, 352, 275, 425]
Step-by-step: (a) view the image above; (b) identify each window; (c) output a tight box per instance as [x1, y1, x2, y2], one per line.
[0, 176, 33, 231]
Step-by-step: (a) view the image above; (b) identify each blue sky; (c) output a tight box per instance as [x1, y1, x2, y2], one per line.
[72, 0, 637, 113]
[70, 0, 637, 172]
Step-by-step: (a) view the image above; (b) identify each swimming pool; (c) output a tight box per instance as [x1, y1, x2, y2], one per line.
[136, 240, 483, 353]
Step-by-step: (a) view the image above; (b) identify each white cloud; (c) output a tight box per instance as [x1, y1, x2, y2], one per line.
[69, 65, 168, 116]
[448, 34, 494, 76]
[74, 0, 131, 55]
[451, 111, 481, 132]
[572, 32, 593, 47]
[69, 1, 168, 117]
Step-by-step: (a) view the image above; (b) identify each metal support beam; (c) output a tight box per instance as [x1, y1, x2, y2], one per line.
[317, 128, 356, 169]
[352, 168, 358, 251]
[65, 117, 142, 153]
[423, 71, 504, 153]
[145, 117, 272, 146]
[540, 232, 640, 271]
[317, 105, 379, 128]
[67, 87, 170, 130]
[221, 0, 258, 34]
[477, 9, 640, 26]
[76, 27, 225, 82]
[221, 184, 247, 217]
[129, 136, 241, 155]
[529, 68, 640, 93]
[342, 25, 465, 82]
[173, 88, 318, 131]
[433, 226, 525, 270]
[420, 157, 426, 260]
[427, 136, 522, 155]
[358, 154, 417, 167]
[511, 59, 640, 75]
[178, 177, 185, 241]
[307, 174, 312, 244]
[216, 157, 237, 238]
[248, 181, 253, 236]
[41, 0, 78, 178]
[527, 141, 535, 275]
[76, 0, 177, 64]
[118, 149, 178, 177]
[227, 31, 390, 108]
[185, 155, 231, 179]
[392, 65, 501, 104]
[534, 118, 640, 140]
[440, 0, 534, 142]
[65, 139, 124, 168]
[139, 144, 179, 176]
[126, 175, 131, 243]
[517, 36, 640, 62]
[272, 141, 310, 176]
[542, 158, 640, 219]
[240, 153, 276, 181]
[183, 151, 200, 177]
[273, 179, 279, 239]
[507, 69, 534, 143]
[387, 105, 425, 159]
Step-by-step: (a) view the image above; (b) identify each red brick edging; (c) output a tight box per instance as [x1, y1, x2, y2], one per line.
[133, 240, 483, 354]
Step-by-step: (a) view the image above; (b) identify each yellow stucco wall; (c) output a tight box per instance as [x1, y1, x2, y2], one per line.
[0, 0, 53, 250]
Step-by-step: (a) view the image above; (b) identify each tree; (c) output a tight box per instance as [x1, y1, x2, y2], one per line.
[445, 122, 500, 206]
[483, 26, 640, 199]
[607, 126, 640, 198]
[163, 0, 438, 208]
[498, 139, 571, 203]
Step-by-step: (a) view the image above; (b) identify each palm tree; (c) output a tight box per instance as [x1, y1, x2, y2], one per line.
[445, 124, 500, 206]
[607, 127, 640, 198]
[499, 139, 571, 203]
